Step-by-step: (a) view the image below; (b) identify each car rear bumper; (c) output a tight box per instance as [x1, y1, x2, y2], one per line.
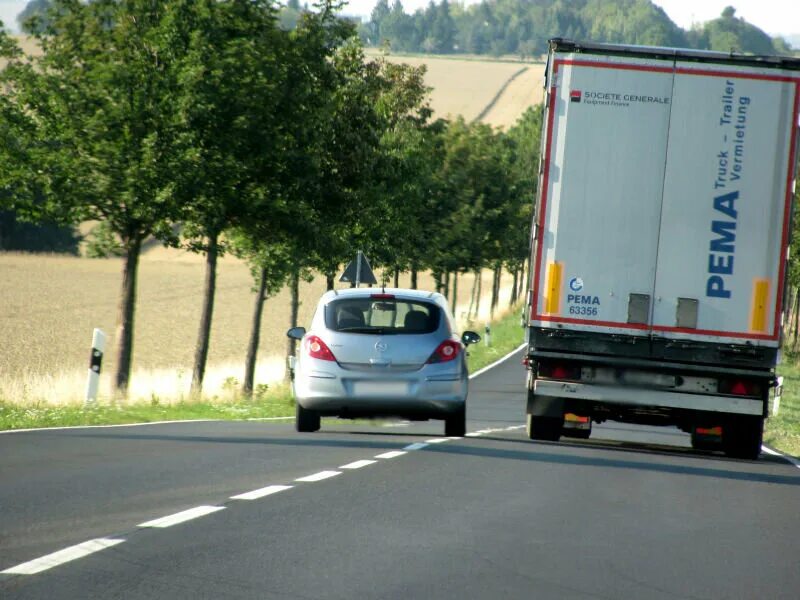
[293, 369, 468, 417]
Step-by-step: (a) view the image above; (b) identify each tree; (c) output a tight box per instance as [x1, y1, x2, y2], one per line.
[171, 0, 290, 395]
[0, 1, 212, 395]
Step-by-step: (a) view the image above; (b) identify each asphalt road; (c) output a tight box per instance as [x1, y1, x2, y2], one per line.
[2, 348, 799, 599]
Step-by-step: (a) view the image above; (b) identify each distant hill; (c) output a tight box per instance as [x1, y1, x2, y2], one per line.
[361, 0, 794, 58]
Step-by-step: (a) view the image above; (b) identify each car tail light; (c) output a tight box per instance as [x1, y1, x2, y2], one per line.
[538, 362, 581, 381]
[719, 378, 762, 396]
[427, 340, 462, 363]
[304, 335, 336, 362]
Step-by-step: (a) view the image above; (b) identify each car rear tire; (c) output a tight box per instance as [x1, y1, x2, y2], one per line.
[444, 406, 466, 437]
[296, 402, 320, 433]
[526, 413, 562, 441]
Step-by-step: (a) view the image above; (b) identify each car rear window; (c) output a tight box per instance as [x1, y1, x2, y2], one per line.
[324, 297, 440, 334]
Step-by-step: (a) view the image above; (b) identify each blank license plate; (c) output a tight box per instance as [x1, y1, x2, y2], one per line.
[353, 381, 408, 395]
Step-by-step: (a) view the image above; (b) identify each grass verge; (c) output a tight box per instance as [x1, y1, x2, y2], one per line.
[765, 362, 800, 457]
[0, 387, 295, 432]
[0, 309, 527, 432]
[465, 307, 526, 373]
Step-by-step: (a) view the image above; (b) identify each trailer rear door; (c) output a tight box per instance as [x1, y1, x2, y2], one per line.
[651, 64, 799, 346]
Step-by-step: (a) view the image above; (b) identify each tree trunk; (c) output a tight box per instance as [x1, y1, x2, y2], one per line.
[467, 270, 478, 320]
[451, 271, 458, 315]
[113, 235, 143, 396]
[326, 272, 335, 291]
[191, 232, 219, 395]
[393, 269, 400, 288]
[286, 268, 300, 382]
[243, 266, 268, 397]
[490, 265, 500, 316]
[411, 268, 418, 290]
[443, 271, 450, 299]
[511, 268, 519, 306]
[474, 269, 482, 319]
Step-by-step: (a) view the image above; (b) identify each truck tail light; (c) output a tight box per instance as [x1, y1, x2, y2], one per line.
[304, 335, 336, 362]
[719, 379, 762, 397]
[538, 362, 581, 381]
[427, 340, 462, 364]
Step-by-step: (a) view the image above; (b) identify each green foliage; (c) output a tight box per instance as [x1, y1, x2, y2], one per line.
[0, 209, 80, 254]
[84, 221, 124, 258]
[360, 0, 792, 57]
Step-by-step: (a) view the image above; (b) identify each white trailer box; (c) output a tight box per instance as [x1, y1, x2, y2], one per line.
[525, 39, 800, 459]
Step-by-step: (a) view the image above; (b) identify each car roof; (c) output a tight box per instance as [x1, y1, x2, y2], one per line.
[319, 287, 444, 304]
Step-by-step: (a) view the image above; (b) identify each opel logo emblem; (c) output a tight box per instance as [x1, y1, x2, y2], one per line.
[375, 341, 388, 352]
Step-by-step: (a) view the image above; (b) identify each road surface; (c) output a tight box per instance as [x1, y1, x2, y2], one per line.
[2, 348, 798, 599]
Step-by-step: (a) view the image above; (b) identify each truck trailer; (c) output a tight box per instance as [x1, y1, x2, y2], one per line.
[524, 39, 800, 459]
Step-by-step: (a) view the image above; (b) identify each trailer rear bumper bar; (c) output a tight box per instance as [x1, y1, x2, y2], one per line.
[534, 380, 763, 416]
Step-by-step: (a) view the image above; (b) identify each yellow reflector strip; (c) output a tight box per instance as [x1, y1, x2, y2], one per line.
[544, 262, 563, 315]
[749, 278, 770, 333]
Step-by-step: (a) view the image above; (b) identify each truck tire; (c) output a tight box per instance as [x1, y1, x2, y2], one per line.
[722, 416, 763, 460]
[296, 402, 320, 433]
[526, 413, 562, 441]
[444, 405, 466, 437]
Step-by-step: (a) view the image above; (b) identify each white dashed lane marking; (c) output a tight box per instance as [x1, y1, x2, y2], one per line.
[375, 450, 407, 459]
[340, 460, 378, 470]
[139, 506, 225, 528]
[231, 485, 293, 501]
[1, 538, 125, 575]
[295, 470, 341, 482]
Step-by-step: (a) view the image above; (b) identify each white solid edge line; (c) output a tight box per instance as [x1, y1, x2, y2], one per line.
[295, 470, 341, 482]
[340, 459, 378, 470]
[231, 485, 293, 500]
[0, 419, 220, 435]
[403, 443, 429, 451]
[469, 342, 527, 380]
[138, 505, 225, 528]
[1, 538, 125, 575]
[375, 450, 407, 459]
[762, 445, 800, 469]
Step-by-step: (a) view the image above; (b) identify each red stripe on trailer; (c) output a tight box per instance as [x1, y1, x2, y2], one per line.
[531, 62, 561, 321]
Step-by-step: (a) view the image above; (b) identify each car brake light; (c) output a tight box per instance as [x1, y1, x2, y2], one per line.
[370, 293, 395, 299]
[305, 335, 336, 361]
[427, 340, 462, 363]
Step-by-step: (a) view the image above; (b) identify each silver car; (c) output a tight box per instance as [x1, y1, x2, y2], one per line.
[287, 288, 481, 436]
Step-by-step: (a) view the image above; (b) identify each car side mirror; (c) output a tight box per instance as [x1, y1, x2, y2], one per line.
[287, 326, 306, 340]
[461, 330, 481, 346]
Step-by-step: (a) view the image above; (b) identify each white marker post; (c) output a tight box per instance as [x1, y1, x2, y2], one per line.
[85, 329, 106, 405]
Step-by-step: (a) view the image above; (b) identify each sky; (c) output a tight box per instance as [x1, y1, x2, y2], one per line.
[0, 0, 798, 36]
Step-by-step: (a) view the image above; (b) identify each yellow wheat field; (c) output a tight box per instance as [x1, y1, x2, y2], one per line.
[0, 250, 519, 405]
[372, 51, 545, 127]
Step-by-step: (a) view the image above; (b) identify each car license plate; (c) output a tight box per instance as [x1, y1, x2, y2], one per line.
[353, 381, 407, 395]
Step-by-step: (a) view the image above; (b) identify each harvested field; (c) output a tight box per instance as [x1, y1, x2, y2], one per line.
[375, 52, 545, 126]
[0, 251, 520, 404]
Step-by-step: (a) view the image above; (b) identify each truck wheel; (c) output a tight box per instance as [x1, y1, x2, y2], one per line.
[722, 416, 763, 460]
[526, 413, 562, 441]
[296, 402, 320, 433]
[444, 405, 466, 437]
